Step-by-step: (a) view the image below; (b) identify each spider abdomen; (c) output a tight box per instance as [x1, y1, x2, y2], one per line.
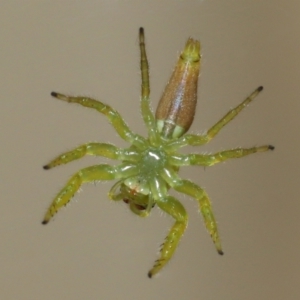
[156, 38, 201, 139]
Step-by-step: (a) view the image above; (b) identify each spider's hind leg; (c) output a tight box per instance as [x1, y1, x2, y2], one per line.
[139, 27, 160, 146]
[148, 196, 188, 278]
[182, 86, 265, 146]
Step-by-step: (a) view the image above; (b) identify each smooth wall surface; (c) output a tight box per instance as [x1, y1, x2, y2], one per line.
[1, 1, 299, 299]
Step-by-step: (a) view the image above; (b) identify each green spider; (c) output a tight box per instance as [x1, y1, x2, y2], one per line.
[42, 28, 274, 278]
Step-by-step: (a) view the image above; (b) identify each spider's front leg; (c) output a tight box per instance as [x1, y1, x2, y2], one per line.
[42, 163, 138, 224]
[148, 196, 188, 278]
[162, 169, 223, 255]
[175, 179, 223, 254]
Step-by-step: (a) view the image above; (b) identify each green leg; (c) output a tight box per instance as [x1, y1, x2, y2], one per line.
[139, 28, 160, 146]
[169, 145, 274, 167]
[139, 27, 150, 100]
[43, 143, 137, 169]
[162, 168, 222, 255]
[169, 86, 264, 148]
[50, 92, 146, 148]
[42, 164, 137, 224]
[148, 196, 188, 278]
[189, 145, 274, 166]
[174, 179, 223, 255]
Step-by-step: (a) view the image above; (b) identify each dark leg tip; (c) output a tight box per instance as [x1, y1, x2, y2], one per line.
[139, 27, 144, 34]
[147, 271, 152, 278]
[42, 220, 48, 225]
[43, 165, 50, 170]
[218, 250, 224, 255]
[268, 145, 275, 150]
[51, 91, 58, 97]
[257, 86, 263, 92]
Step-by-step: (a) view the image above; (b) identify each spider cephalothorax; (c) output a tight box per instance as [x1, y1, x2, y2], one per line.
[42, 28, 274, 278]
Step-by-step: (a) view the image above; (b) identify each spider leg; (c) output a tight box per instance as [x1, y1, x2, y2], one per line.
[43, 143, 139, 169]
[42, 163, 138, 224]
[139, 27, 150, 101]
[148, 195, 188, 278]
[50, 92, 146, 149]
[162, 169, 223, 255]
[175, 180, 222, 254]
[166, 86, 264, 149]
[169, 145, 274, 167]
[139, 28, 160, 146]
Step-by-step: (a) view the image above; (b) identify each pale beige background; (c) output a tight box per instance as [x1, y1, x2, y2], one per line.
[0, 1, 299, 299]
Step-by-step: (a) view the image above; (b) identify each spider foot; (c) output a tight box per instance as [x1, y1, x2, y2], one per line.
[50, 91, 69, 102]
[148, 259, 165, 279]
[257, 86, 263, 92]
[51, 91, 58, 98]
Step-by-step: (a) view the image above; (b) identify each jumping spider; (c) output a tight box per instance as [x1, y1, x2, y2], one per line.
[42, 28, 274, 277]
